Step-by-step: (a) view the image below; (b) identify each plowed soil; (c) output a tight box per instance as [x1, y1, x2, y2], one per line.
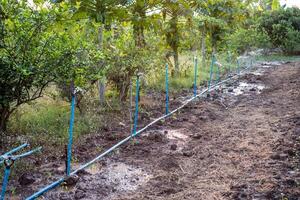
[6, 62, 300, 200]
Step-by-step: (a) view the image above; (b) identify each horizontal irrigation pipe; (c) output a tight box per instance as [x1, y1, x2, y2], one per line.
[1, 145, 42, 200]
[11, 147, 42, 161]
[0, 144, 28, 164]
[26, 62, 252, 200]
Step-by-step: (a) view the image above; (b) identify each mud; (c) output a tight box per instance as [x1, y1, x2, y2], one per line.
[3, 62, 300, 200]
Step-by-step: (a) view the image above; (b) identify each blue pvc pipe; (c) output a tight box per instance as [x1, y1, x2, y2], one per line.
[66, 95, 76, 176]
[227, 51, 231, 74]
[0, 166, 11, 200]
[0, 143, 28, 159]
[208, 54, 215, 91]
[0, 144, 28, 165]
[26, 178, 65, 200]
[216, 62, 220, 83]
[0, 146, 41, 199]
[129, 80, 133, 133]
[132, 76, 140, 136]
[165, 63, 169, 115]
[26, 62, 253, 200]
[237, 59, 240, 75]
[13, 147, 42, 160]
[193, 57, 198, 97]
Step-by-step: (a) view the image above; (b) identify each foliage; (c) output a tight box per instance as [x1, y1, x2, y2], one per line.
[0, 0, 102, 131]
[194, 0, 247, 52]
[8, 98, 102, 146]
[225, 26, 271, 53]
[1, 0, 295, 139]
[256, 54, 300, 62]
[259, 7, 300, 54]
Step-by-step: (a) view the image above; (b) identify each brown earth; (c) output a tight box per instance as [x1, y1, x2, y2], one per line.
[4, 62, 300, 200]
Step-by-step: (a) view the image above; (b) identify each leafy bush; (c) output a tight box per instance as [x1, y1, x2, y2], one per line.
[259, 8, 300, 54]
[283, 28, 300, 54]
[226, 27, 271, 53]
[104, 25, 164, 101]
[0, 1, 102, 132]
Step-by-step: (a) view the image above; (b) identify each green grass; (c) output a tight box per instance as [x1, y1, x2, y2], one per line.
[8, 98, 102, 146]
[255, 54, 300, 62]
[6, 52, 253, 148]
[146, 53, 239, 92]
[0, 160, 34, 185]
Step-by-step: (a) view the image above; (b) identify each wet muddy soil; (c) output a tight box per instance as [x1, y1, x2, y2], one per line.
[4, 62, 300, 200]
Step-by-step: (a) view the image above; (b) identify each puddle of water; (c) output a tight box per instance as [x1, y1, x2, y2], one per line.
[249, 68, 265, 76]
[261, 61, 283, 66]
[261, 65, 273, 68]
[143, 129, 190, 151]
[165, 129, 189, 140]
[80, 164, 101, 175]
[160, 129, 190, 151]
[250, 71, 263, 75]
[54, 162, 152, 200]
[227, 82, 265, 96]
[104, 162, 151, 192]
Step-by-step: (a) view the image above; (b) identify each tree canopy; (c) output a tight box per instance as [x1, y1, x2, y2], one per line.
[0, 0, 299, 132]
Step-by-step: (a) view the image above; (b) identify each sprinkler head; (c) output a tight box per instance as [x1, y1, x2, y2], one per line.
[137, 72, 143, 77]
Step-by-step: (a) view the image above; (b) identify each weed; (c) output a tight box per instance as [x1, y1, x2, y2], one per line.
[8, 98, 102, 147]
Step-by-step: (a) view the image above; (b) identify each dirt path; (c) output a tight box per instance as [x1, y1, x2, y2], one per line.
[105, 62, 299, 200]
[10, 62, 300, 200]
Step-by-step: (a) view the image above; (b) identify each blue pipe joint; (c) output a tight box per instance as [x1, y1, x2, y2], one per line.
[1, 158, 14, 200]
[132, 75, 140, 136]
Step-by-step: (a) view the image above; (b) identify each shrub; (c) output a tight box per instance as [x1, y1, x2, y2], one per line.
[226, 27, 271, 53]
[259, 8, 300, 54]
[283, 28, 300, 54]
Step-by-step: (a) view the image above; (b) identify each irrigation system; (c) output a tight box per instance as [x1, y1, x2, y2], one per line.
[1, 54, 254, 200]
[0, 144, 41, 200]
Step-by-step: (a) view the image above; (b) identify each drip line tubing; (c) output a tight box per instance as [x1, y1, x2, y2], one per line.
[26, 63, 251, 200]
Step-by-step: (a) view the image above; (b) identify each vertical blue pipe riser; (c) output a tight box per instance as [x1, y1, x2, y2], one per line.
[208, 55, 215, 91]
[227, 52, 231, 74]
[132, 76, 140, 136]
[237, 60, 240, 75]
[67, 95, 76, 176]
[193, 57, 198, 97]
[25, 57, 254, 200]
[165, 64, 169, 115]
[217, 65, 220, 83]
[1, 167, 11, 200]
[129, 81, 133, 133]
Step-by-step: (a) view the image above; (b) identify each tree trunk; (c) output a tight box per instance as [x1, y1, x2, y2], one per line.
[170, 16, 179, 75]
[98, 24, 104, 50]
[133, 0, 146, 48]
[211, 35, 217, 55]
[119, 79, 130, 102]
[0, 105, 10, 133]
[201, 26, 206, 71]
[174, 48, 179, 75]
[98, 80, 105, 104]
[212, 45, 216, 55]
[131, 1, 146, 102]
[98, 24, 105, 105]
[133, 24, 146, 48]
